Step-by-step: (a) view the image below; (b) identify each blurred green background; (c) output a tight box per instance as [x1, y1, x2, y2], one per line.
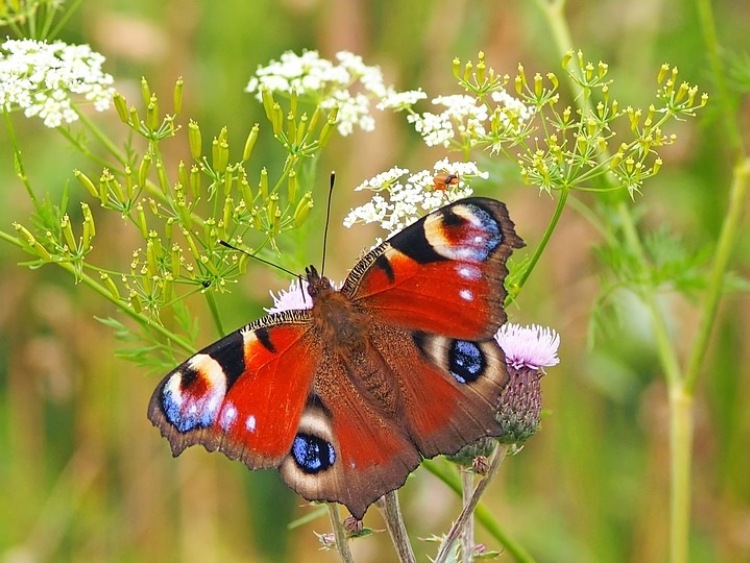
[1, 0, 748, 561]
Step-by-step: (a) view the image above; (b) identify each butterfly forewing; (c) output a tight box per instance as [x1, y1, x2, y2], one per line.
[343, 197, 524, 340]
[148, 312, 318, 468]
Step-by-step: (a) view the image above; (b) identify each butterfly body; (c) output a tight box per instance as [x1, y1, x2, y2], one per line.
[149, 197, 523, 519]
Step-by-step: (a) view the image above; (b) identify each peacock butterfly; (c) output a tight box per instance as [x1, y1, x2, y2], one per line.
[148, 197, 524, 519]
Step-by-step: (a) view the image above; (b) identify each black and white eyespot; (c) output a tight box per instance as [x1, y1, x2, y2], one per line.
[424, 203, 503, 263]
[413, 333, 504, 387]
[286, 406, 337, 474]
[161, 353, 228, 433]
[291, 433, 336, 474]
[447, 339, 485, 384]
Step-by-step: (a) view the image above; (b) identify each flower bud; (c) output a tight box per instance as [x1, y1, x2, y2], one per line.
[243, 123, 259, 162]
[173, 77, 184, 114]
[495, 366, 542, 443]
[293, 192, 314, 226]
[287, 170, 297, 201]
[188, 120, 202, 160]
[139, 154, 152, 188]
[113, 93, 129, 124]
[212, 136, 229, 173]
[146, 94, 159, 131]
[100, 272, 120, 300]
[259, 168, 269, 199]
[75, 170, 99, 200]
[140, 77, 151, 105]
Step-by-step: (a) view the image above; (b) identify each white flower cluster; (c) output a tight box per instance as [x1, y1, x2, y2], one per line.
[343, 159, 487, 237]
[246, 50, 389, 136]
[0, 39, 115, 128]
[395, 90, 534, 149]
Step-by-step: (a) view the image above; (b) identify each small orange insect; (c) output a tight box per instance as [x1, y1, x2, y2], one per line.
[433, 172, 459, 191]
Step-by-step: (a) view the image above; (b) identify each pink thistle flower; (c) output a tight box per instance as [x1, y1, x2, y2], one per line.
[264, 277, 343, 314]
[495, 323, 560, 371]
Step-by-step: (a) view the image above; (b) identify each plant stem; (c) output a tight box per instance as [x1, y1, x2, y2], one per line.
[0, 228, 195, 353]
[204, 290, 225, 337]
[510, 188, 568, 302]
[682, 156, 750, 393]
[435, 446, 509, 563]
[326, 505, 354, 563]
[461, 468, 475, 563]
[694, 0, 744, 155]
[380, 491, 416, 563]
[669, 386, 693, 563]
[422, 458, 533, 561]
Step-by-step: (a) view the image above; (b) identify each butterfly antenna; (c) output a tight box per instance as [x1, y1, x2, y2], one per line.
[320, 171, 336, 277]
[218, 240, 298, 279]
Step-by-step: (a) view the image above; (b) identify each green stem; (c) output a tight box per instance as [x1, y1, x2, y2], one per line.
[435, 446, 509, 563]
[694, 0, 745, 155]
[4, 109, 40, 210]
[460, 468, 475, 563]
[74, 108, 130, 167]
[533, 3, 700, 562]
[510, 188, 568, 302]
[682, 147, 750, 391]
[1, 228, 194, 353]
[326, 505, 354, 563]
[423, 458, 534, 562]
[669, 387, 693, 563]
[204, 290, 225, 337]
[615, 204, 682, 389]
[380, 491, 416, 563]
[49, 0, 84, 39]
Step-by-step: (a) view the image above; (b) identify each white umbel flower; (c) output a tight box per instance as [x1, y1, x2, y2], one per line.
[0, 39, 115, 128]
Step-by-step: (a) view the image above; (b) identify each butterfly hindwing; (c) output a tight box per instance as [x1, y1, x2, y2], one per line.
[148, 312, 319, 469]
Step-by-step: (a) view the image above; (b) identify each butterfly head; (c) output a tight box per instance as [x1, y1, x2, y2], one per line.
[304, 265, 334, 299]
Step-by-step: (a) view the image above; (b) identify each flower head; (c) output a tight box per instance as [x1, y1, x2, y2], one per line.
[495, 323, 560, 370]
[264, 278, 312, 314]
[343, 159, 487, 237]
[264, 277, 342, 314]
[246, 50, 389, 137]
[0, 39, 115, 128]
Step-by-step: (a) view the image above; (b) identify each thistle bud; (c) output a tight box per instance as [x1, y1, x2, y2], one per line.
[495, 366, 542, 443]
